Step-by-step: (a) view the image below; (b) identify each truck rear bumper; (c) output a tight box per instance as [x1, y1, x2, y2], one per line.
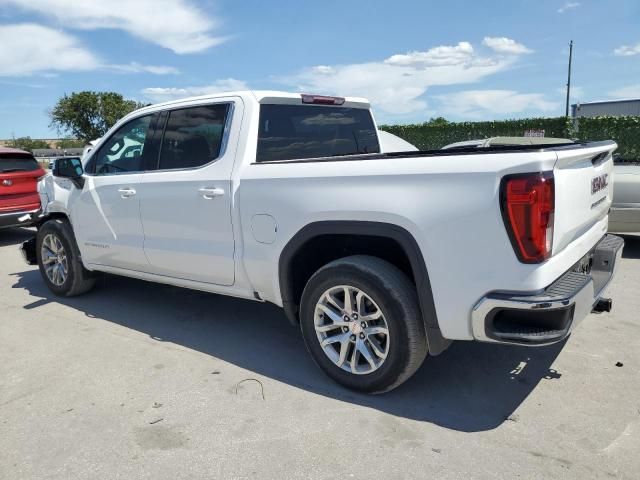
[471, 234, 624, 346]
[0, 208, 40, 229]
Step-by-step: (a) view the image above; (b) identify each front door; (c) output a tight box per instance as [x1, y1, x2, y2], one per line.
[72, 114, 157, 270]
[138, 100, 240, 285]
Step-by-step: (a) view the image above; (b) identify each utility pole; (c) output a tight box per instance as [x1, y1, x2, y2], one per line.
[565, 40, 573, 117]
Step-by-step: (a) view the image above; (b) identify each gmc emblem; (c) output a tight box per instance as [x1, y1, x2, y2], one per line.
[591, 174, 608, 195]
[1, 179, 13, 187]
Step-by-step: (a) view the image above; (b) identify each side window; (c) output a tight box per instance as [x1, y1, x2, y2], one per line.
[158, 104, 230, 170]
[88, 115, 153, 175]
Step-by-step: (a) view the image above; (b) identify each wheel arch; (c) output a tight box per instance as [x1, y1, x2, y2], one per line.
[36, 211, 71, 227]
[21, 212, 74, 265]
[37, 213, 90, 268]
[278, 221, 450, 355]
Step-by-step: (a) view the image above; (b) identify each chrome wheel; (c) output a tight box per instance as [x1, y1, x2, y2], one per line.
[314, 285, 390, 375]
[41, 234, 68, 286]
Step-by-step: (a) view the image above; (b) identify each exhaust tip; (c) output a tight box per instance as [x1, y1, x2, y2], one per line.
[593, 297, 613, 313]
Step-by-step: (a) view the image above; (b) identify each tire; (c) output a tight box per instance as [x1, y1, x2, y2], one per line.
[36, 218, 95, 297]
[300, 255, 428, 394]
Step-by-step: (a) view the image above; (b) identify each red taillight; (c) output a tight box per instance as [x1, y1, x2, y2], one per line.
[36, 167, 47, 182]
[501, 172, 555, 263]
[301, 94, 345, 105]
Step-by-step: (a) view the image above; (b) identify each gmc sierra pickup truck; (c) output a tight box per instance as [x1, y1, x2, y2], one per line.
[21, 91, 623, 393]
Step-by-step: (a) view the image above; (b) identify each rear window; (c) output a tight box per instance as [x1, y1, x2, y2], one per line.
[256, 105, 380, 162]
[0, 156, 39, 173]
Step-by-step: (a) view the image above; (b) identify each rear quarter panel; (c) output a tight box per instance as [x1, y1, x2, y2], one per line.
[237, 150, 603, 340]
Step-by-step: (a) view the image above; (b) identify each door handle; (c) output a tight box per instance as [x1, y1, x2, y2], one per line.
[199, 187, 225, 199]
[118, 188, 136, 198]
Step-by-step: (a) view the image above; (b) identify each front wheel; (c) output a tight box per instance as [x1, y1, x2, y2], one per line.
[299, 255, 428, 394]
[36, 218, 95, 297]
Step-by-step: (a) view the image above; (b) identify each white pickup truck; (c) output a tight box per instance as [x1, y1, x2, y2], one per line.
[21, 91, 623, 393]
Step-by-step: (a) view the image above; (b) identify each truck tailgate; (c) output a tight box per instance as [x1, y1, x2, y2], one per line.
[553, 141, 617, 255]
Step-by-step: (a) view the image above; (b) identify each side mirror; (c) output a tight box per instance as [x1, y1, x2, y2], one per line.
[53, 157, 85, 189]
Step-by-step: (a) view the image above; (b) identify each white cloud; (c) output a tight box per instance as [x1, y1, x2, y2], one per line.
[142, 40, 538, 119]
[482, 37, 533, 55]
[311, 65, 335, 74]
[283, 41, 525, 117]
[142, 78, 249, 102]
[614, 42, 640, 56]
[557, 2, 580, 13]
[436, 90, 559, 119]
[608, 84, 640, 99]
[0, 23, 99, 76]
[385, 42, 475, 67]
[0, 0, 225, 54]
[108, 62, 180, 75]
[0, 24, 178, 77]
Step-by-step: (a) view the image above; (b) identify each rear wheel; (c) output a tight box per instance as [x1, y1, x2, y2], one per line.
[36, 218, 95, 297]
[300, 255, 428, 393]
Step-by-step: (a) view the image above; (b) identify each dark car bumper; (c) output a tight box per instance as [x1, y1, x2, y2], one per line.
[0, 208, 40, 229]
[20, 236, 38, 265]
[471, 234, 624, 345]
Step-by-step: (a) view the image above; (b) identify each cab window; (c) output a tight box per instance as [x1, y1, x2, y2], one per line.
[87, 115, 153, 175]
[157, 104, 230, 170]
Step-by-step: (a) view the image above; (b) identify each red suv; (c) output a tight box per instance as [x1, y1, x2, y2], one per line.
[0, 147, 46, 229]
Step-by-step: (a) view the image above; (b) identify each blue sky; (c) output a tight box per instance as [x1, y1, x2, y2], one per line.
[0, 0, 639, 138]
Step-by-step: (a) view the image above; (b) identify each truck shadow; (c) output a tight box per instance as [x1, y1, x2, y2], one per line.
[0, 227, 34, 247]
[619, 234, 640, 259]
[12, 269, 564, 433]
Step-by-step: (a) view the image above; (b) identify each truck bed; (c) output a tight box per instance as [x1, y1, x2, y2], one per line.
[251, 140, 600, 164]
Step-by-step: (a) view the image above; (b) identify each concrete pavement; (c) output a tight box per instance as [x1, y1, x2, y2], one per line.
[0, 227, 639, 479]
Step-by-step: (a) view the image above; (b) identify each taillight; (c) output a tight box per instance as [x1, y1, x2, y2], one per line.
[36, 167, 47, 182]
[301, 94, 345, 105]
[501, 172, 555, 263]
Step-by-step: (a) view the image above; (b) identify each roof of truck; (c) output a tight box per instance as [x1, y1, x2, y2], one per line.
[134, 90, 371, 117]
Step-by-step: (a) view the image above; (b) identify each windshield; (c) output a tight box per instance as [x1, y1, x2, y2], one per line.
[256, 104, 380, 162]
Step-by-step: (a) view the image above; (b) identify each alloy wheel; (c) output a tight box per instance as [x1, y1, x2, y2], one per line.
[41, 234, 68, 286]
[314, 285, 390, 375]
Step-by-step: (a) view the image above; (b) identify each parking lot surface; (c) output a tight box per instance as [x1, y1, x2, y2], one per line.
[1, 227, 639, 480]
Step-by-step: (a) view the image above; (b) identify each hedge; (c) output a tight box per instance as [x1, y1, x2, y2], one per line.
[570, 116, 640, 161]
[380, 116, 640, 161]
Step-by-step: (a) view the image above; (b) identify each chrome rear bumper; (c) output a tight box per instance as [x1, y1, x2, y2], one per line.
[471, 234, 624, 346]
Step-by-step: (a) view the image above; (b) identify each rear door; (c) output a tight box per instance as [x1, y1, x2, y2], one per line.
[72, 113, 160, 270]
[0, 154, 45, 213]
[552, 142, 618, 253]
[138, 99, 241, 285]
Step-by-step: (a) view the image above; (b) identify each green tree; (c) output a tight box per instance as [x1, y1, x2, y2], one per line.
[57, 138, 86, 149]
[49, 91, 146, 142]
[11, 136, 50, 151]
[424, 117, 450, 126]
